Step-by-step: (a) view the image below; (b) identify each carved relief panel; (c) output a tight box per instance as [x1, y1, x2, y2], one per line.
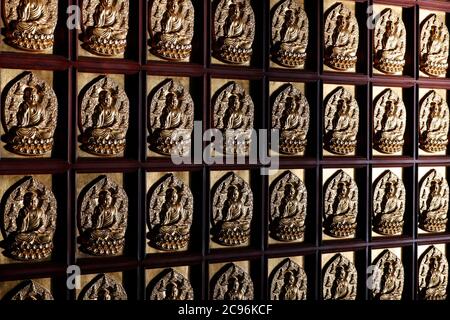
[211, 171, 253, 247]
[322, 253, 357, 300]
[323, 85, 359, 156]
[271, 83, 309, 155]
[210, 262, 254, 300]
[419, 168, 449, 233]
[78, 273, 127, 300]
[1, 279, 53, 300]
[1, 0, 58, 53]
[0, 175, 57, 262]
[269, 257, 307, 300]
[148, 78, 194, 157]
[78, 176, 128, 256]
[323, 1, 359, 72]
[147, 172, 193, 252]
[270, 0, 308, 69]
[1, 71, 58, 158]
[373, 7, 406, 75]
[212, 80, 254, 156]
[78, 75, 129, 157]
[420, 11, 449, 77]
[323, 169, 358, 239]
[212, 0, 255, 65]
[418, 245, 448, 300]
[269, 170, 307, 243]
[419, 90, 449, 155]
[373, 88, 406, 155]
[370, 249, 404, 300]
[372, 169, 405, 236]
[80, 0, 129, 57]
[147, 266, 194, 300]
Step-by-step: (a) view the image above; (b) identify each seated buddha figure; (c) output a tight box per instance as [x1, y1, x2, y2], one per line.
[153, 0, 194, 60]
[375, 100, 405, 153]
[215, 0, 254, 64]
[376, 261, 402, 300]
[272, 183, 305, 241]
[324, 181, 357, 238]
[373, 181, 404, 235]
[420, 179, 448, 232]
[85, 189, 125, 250]
[325, 96, 358, 155]
[222, 93, 251, 155]
[420, 101, 449, 153]
[8, 191, 53, 259]
[420, 256, 448, 300]
[375, 17, 406, 74]
[8, 86, 54, 155]
[330, 265, 353, 300]
[279, 96, 307, 151]
[224, 94, 246, 130]
[273, 8, 307, 67]
[216, 186, 250, 246]
[161, 92, 183, 130]
[83, 0, 128, 56]
[5, 0, 56, 51]
[279, 271, 305, 300]
[421, 21, 449, 76]
[224, 276, 246, 300]
[154, 187, 190, 247]
[82, 89, 126, 155]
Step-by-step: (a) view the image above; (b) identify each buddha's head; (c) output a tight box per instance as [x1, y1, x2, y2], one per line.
[335, 265, 347, 281]
[24, 191, 39, 210]
[228, 276, 240, 292]
[383, 261, 395, 277]
[166, 282, 179, 299]
[166, 187, 179, 205]
[430, 180, 441, 196]
[167, 0, 180, 14]
[336, 182, 348, 199]
[385, 182, 396, 198]
[284, 271, 296, 286]
[336, 99, 348, 116]
[166, 92, 179, 110]
[23, 87, 40, 105]
[228, 185, 240, 202]
[284, 183, 296, 200]
[228, 94, 241, 112]
[99, 90, 113, 107]
[98, 190, 113, 207]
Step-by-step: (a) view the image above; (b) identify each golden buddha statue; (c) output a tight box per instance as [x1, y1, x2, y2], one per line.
[323, 254, 357, 300]
[373, 171, 405, 236]
[324, 3, 359, 71]
[80, 76, 129, 156]
[271, 0, 308, 68]
[374, 9, 406, 74]
[419, 170, 449, 233]
[150, 0, 194, 61]
[371, 250, 404, 300]
[148, 174, 193, 251]
[419, 246, 448, 300]
[420, 14, 449, 77]
[419, 91, 449, 153]
[81, 0, 129, 56]
[270, 259, 307, 300]
[213, 0, 255, 64]
[3, 0, 58, 51]
[212, 263, 254, 300]
[3, 176, 57, 261]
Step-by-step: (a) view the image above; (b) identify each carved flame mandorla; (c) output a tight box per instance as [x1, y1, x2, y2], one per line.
[324, 2, 359, 71]
[81, 0, 129, 56]
[148, 79, 194, 157]
[79, 76, 130, 156]
[323, 87, 359, 155]
[419, 90, 449, 153]
[213, 81, 254, 156]
[213, 0, 255, 64]
[419, 169, 449, 233]
[79, 176, 128, 256]
[149, 268, 194, 300]
[374, 9, 406, 74]
[149, 0, 195, 61]
[269, 171, 307, 242]
[418, 246, 448, 300]
[323, 254, 357, 300]
[271, 84, 310, 155]
[373, 89, 406, 154]
[269, 258, 307, 300]
[148, 174, 193, 251]
[271, 0, 308, 68]
[420, 14, 449, 77]
[3, 72, 58, 156]
[370, 250, 404, 300]
[323, 170, 358, 238]
[212, 172, 253, 246]
[2, 176, 57, 261]
[8, 280, 54, 300]
[80, 274, 127, 300]
[212, 263, 254, 300]
[2, 0, 58, 52]
[372, 170, 405, 236]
